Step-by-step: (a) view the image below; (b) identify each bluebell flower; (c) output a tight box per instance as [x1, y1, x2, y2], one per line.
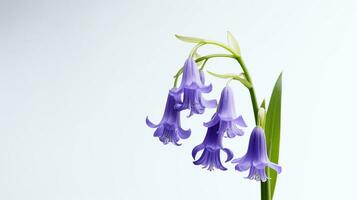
[204, 86, 247, 138]
[232, 126, 282, 182]
[170, 57, 217, 117]
[146, 92, 191, 145]
[192, 120, 233, 171]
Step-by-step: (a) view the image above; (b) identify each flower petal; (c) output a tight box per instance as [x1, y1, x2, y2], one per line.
[245, 166, 256, 180]
[192, 144, 204, 159]
[186, 82, 201, 90]
[199, 70, 205, 84]
[169, 87, 183, 96]
[201, 99, 217, 108]
[146, 116, 159, 128]
[231, 157, 241, 163]
[173, 140, 182, 146]
[178, 127, 191, 139]
[193, 149, 208, 165]
[223, 148, 234, 162]
[234, 158, 251, 171]
[258, 168, 268, 182]
[234, 115, 248, 127]
[199, 83, 213, 93]
[268, 162, 282, 174]
[254, 161, 268, 169]
[153, 126, 164, 137]
[203, 114, 219, 127]
[218, 121, 228, 134]
[214, 152, 227, 170]
[227, 124, 244, 137]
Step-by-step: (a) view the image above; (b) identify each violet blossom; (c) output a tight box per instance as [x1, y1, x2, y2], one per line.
[232, 126, 282, 182]
[146, 93, 191, 145]
[170, 57, 217, 117]
[192, 120, 233, 171]
[204, 86, 247, 138]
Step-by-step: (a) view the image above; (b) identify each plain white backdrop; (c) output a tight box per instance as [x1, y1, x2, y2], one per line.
[1, 0, 357, 199]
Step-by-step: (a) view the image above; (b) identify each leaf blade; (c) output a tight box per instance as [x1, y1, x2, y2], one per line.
[265, 72, 282, 198]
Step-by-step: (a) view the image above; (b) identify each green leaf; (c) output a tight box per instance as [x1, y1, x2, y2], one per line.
[264, 72, 283, 198]
[227, 31, 241, 56]
[175, 34, 206, 43]
[206, 71, 252, 88]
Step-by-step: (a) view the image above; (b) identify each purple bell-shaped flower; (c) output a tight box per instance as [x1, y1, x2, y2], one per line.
[192, 119, 234, 171]
[204, 86, 247, 138]
[146, 92, 191, 145]
[170, 57, 217, 117]
[232, 126, 282, 182]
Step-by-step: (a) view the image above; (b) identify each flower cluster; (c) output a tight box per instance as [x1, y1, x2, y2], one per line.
[192, 85, 246, 170]
[146, 53, 281, 182]
[146, 57, 216, 145]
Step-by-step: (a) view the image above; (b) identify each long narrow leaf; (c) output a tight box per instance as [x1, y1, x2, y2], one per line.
[265, 72, 282, 198]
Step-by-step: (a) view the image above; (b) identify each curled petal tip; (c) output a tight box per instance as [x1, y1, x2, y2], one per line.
[220, 167, 228, 171]
[192, 144, 204, 159]
[200, 83, 213, 93]
[234, 115, 248, 127]
[269, 163, 282, 174]
[187, 110, 194, 118]
[178, 128, 191, 139]
[203, 115, 219, 128]
[223, 148, 234, 162]
[202, 99, 217, 108]
[146, 116, 158, 128]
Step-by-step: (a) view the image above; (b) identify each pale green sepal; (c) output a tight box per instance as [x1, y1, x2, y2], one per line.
[175, 34, 206, 43]
[258, 107, 266, 128]
[260, 99, 266, 109]
[227, 31, 241, 56]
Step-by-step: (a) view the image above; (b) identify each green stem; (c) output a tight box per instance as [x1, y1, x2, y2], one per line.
[196, 53, 235, 62]
[199, 59, 209, 70]
[190, 43, 205, 57]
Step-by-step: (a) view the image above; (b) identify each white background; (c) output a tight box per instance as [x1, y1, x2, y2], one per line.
[0, 0, 356, 199]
